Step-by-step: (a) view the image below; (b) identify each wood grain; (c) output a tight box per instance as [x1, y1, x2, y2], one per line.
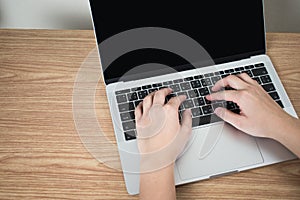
[0, 30, 299, 199]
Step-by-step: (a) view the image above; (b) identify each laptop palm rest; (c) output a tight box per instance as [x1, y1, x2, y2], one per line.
[176, 123, 264, 181]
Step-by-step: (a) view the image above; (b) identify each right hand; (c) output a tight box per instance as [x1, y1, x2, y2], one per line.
[206, 73, 296, 139]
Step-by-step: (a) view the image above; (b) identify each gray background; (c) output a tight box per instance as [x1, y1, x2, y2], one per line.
[0, 0, 299, 32]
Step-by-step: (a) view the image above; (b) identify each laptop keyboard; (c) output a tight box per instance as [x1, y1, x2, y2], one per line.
[115, 63, 284, 141]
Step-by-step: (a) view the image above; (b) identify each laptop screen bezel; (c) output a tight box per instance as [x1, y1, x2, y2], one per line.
[88, 0, 266, 85]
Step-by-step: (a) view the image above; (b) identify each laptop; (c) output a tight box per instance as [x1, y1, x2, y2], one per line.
[88, 0, 298, 195]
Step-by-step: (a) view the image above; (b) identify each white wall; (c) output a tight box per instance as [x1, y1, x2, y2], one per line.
[0, 0, 93, 29]
[0, 0, 299, 32]
[264, 0, 300, 32]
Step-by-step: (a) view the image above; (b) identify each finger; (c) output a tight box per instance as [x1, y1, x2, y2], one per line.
[212, 75, 249, 91]
[180, 109, 192, 134]
[153, 88, 172, 105]
[167, 95, 187, 108]
[214, 107, 245, 130]
[206, 90, 239, 102]
[142, 92, 156, 115]
[237, 73, 256, 84]
[135, 101, 143, 120]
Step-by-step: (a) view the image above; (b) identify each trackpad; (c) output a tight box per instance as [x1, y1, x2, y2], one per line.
[176, 123, 264, 180]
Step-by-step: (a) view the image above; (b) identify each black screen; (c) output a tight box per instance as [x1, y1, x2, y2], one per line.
[89, 1, 266, 84]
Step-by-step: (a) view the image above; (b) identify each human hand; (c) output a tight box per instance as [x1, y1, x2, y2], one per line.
[206, 73, 295, 140]
[135, 88, 192, 172]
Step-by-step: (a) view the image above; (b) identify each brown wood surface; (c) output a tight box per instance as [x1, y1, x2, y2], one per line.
[0, 29, 299, 199]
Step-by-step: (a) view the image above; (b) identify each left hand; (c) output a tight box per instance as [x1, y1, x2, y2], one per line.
[135, 88, 192, 173]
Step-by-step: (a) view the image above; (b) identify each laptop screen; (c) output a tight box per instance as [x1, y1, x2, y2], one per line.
[89, 1, 266, 84]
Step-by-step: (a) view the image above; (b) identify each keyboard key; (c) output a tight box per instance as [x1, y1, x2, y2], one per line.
[192, 114, 222, 127]
[184, 77, 194, 81]
[269, 92, 280, 100]
[262, 83, 276, 92]
[260, 75, 272, 84]
[231, 109, 241, 114]
[131, 87, 141, 92]
[116, 94, 127, 103]
[118, 102, 135, 112]
[115, 89, 130, 95]
[149, 88, 158, 93]
[194, 97, 205, 107]
[221, 74, 229, 79]
[235, 67, 242, 72]
[142, 85, 152, 90]
[120, 111, 135, 121]
[191, 80, 202, 88]
[214, 72, 220, 76]
[212, 102, 224, 110]
[245, 70, 253, 77]
[177, 91, 188, 98]
[134, 100, 142, 107]
[124, 130, 136, 141]
[173, 79, 183, 83]
[183, 99, 194, 109]
[180, 82, 191, 91]
[169, 84, 181, 92]
[165, 94, 177, 103]
[204, 73, 214, 77]
[225, 101, 236, 110]
[152, 83, 162, 87]
[163, 81, 173, 85]
[191, 108, 203, 117]
[225, 86, 234, 90]
[245, 65, 255, 69]
[276, 100, 284, 108]
[198, 87, 210, 96]
[202, 105, 213, 115]
[122, 121, 136, 131]
[204, 97, 211, 105]
[194, 75, 204, 79]
[188, 89, 199, 98]
[252, 67, 268, 76]
[178, 110, 183, 121]
[179, 104, 184, 111]
[211, 76, 221, 84]
[218, 71, 225, 75]
[201, 78, 212, 87]
[127, 93, 138, 101]
[159, 86, 168, 90]
[254, 63, 265, 68]
[138, 91, 148, 99]
[208, 86, 214, 94]
[253, 77, 262, 85]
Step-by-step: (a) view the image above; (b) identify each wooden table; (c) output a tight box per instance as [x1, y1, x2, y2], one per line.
[0, 30, 299, 199]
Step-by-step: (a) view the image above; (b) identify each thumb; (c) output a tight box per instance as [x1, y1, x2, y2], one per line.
[180, 109, 192, 135]
[214, 107, 244, 130]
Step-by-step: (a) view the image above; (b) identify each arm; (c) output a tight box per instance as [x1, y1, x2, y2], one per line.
[139, 164, 176, 200]
[135, 88, 192, 200]
[269, 115, 300, 157]
[207, 73, 300, 157]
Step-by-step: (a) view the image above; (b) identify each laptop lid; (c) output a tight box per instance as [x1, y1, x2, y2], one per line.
[89, 1, 266, 85]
